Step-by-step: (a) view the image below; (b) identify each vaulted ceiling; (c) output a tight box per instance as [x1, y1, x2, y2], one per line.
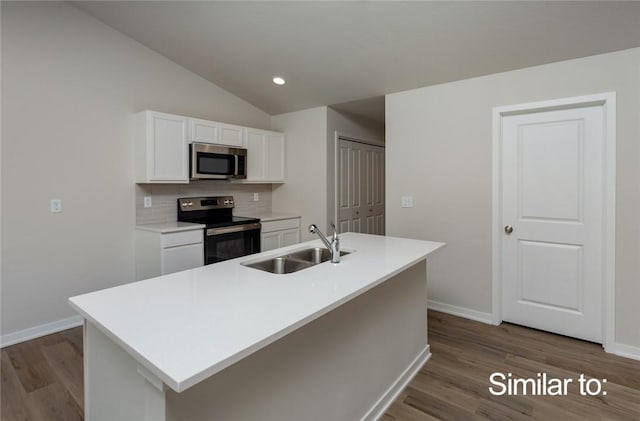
[74, 1, 640, 121]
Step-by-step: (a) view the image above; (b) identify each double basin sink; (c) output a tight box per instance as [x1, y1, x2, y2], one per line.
[242, 247, 351, 274]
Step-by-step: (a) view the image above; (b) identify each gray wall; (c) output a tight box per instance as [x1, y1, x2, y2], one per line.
[271, 106, 385, 241]
[1, 2, 271, 337]
[271, 107, 328, 242]
[386, 47, 640, 349]
[326, 107, 385, 231]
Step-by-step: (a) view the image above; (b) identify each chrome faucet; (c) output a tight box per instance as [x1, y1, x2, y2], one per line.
[309, 223, 340, 263]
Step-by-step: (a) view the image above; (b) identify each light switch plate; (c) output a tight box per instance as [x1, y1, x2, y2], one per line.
[253, 193, 259, 201]
[144, 196, 152, 208]
[50, 199, 62, 213]
[401, 196, 413, 208]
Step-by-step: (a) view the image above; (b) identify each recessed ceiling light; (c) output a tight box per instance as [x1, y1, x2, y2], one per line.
[272, 76, 286, 86]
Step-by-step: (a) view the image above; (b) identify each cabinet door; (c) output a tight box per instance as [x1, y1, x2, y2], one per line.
[266, 133, 285, 182]
[189, 118, 219, 144]
[218, 122, 244, 147]
[246, 130, 267, 181]
[145, 112, 189, 183]
[161, 243, 203, 275]
[189, 119, 244, 147]
[245, 129, 285, 183]
[261, 232, 282, 252]
[282, 228, 300, 247]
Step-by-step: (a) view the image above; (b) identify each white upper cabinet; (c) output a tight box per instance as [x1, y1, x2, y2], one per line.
[136, 111, 286, 185]
[136, 111, 189, 184]
[188, 118, 244, 147]
[246, 129, 267, 180]
[245, 128, 285, 183]
[188, 118, 217, 144]
[218, 122, 244, 147]
[266, 133, 285, 181]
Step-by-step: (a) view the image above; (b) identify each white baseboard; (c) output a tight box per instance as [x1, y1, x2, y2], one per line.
[362, 345, 431, 421]
[1, 315, 83, 348]
[607, 342, 640, 361]
[428, 300, 493, 324]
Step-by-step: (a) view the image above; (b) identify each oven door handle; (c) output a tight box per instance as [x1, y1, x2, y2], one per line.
[207, 223, 261, 236]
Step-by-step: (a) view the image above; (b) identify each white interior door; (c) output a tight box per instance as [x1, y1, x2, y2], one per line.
[364, 146, 385, 235]
[337, 140, 356, 233]
[501, 105, 604, 343]
[337, 139, 385, 235]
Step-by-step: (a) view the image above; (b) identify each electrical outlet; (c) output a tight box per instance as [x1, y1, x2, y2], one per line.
[144, 196, 152, 208]
[253, 193, 259, 201]
[401, 196, 413, 208]
[50, 199, 63, 213]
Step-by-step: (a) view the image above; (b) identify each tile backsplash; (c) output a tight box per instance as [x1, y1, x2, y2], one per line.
[136, 181, 273, 225]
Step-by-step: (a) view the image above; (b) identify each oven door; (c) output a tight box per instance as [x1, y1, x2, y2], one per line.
[190, 143, 247, 180]
[204, 223, 261, 264]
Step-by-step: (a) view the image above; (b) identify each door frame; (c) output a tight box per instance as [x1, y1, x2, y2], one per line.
[491, 92, 616, 350]
[333, 132, 385, 233]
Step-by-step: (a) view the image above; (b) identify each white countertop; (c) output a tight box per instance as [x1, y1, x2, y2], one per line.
[69, 233, 444, 393]
[236, 211, 301, 222]
[135, 221, 205, 233]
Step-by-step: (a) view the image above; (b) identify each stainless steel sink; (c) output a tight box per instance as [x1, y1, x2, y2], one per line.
[287, 247, 351, 264]
[243, 256, 315, 274]
[242, 247, 352, 274]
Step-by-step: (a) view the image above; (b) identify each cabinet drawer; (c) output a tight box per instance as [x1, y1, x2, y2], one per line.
[161, 243, 203, 274]
[261, 218, 300, 233]
[161, 230, 203, 248]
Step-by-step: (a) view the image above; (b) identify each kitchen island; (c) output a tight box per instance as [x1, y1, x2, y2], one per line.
[69, 233, 444, 421]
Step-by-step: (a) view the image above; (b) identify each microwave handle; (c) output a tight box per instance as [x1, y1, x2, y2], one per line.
[234, 155, 239, 177]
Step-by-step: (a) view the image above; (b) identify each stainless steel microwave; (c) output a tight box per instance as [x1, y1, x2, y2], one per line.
[190, 143, 247, 180]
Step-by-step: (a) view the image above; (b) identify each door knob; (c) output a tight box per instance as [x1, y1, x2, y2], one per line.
[504, 225, 513, 234]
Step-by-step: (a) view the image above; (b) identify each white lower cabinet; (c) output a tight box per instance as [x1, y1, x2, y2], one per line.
[136, 228, 204, 280]
[161, 243, 203, 275]
[262, 231, 283, 251]
[261, 218, 301, 252]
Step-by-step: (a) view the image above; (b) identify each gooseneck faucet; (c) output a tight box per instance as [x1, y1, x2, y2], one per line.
[309, 223, 340, 263]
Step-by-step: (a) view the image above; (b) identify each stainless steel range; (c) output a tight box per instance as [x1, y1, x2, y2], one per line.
[177, 196, 261, 265]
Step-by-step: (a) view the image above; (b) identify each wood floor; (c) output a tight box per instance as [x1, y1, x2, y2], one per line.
[384, 311, 640, 420]
[2, 311, 639, 420]
[1, 327, 83, 420]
